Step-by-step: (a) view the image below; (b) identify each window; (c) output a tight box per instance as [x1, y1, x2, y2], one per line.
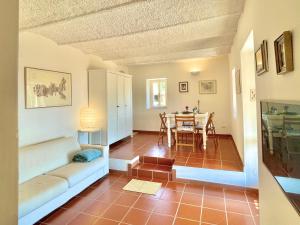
[146, 78, 167, 109]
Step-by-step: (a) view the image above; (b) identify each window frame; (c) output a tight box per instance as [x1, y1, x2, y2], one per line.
[146, 78, 167, 109]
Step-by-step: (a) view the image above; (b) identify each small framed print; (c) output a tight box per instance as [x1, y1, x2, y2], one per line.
[179, 81, 188, 93]
[274, 31, 294, 74]
[255, 40, 268, 75]
[199, 80, 217, 94]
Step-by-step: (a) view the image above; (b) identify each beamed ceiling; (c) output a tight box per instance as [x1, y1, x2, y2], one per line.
[19, 0, 245, 65]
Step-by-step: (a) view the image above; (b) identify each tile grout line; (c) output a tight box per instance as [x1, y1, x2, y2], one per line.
[223, 188, 229, 225]
[118, 193, 143, 224]
[144, 177, 163, 225]
[61, 174, 124, 225]
[171, 183, 186, 225]
[199, 185, 205, 225]
[245, 191, 257, 225]
[89, 175, 128, 225]
[40, 173, 258, 225]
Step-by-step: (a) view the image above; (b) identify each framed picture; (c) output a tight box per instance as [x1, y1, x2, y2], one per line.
[255, 40, 268, 75]
[274, 31, 294, 74]
[199, 80, 217, 94]
[235, 69, 242, 94]
[25, 67, 72, 109]
[179, 81, 188, 93]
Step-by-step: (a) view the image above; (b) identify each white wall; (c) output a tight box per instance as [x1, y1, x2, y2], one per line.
[18, 32, 127, 146]
[0, 1, 18, 224]
[129, 56, 232, 134]
[229, 0, 300, 224]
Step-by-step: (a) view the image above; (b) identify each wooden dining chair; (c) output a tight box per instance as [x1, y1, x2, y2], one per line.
[158, 112, 176, 145]
[196, 112, 218, 147]
[175, 115, 197, 152]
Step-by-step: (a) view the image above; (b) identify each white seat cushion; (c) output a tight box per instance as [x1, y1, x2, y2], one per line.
[47, 157, 105, 187]
[177, 126, 195, 132]
[19, 175, 68, 218]
[196, 124, 204, 129]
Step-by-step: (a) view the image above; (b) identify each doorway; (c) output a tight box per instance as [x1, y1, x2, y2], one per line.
[240, 31, 259, 187]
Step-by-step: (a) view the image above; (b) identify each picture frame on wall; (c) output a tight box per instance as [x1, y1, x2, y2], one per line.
[255, 40, 268, 75]
[25, 67, 72, 109]
[179, 81, 188, 93]
[274, 31, 294, 74]
[199, 80, 217, 94]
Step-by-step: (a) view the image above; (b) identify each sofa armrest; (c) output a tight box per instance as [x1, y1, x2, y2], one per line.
[80, 144, 104, 150]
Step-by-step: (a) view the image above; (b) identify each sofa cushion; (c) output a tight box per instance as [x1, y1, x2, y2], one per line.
[19, 175, 68, 218]
[19, 137, 81, 184]
[47, 157, 105, 187]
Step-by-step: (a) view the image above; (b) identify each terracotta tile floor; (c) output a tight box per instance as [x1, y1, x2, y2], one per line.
[110, 133, 243, 172]
[37, 172, 259, 225]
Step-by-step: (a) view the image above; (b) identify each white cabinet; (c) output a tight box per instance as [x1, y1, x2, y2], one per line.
[88, 69, 133, 145]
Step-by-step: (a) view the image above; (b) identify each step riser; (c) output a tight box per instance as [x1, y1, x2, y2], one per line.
[132, 168, 173, 181]
[128, 155, 176, 181]
[140, 156, 175, 166]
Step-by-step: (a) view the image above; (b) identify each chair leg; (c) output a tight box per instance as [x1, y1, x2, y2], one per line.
[192, 133, 195, 152]
[158, 128, 166, 145]
[175, 131, 177, 151]
[172, 131, 176, 145]
[157, 130, 163, 145]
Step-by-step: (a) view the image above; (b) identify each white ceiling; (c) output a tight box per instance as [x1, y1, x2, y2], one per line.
[19, 0, 245, 65]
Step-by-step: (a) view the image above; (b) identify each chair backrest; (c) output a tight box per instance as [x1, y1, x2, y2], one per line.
[283, 116, 300, 135]
[159, 112, 167, 129]
[175, 115, 196, 130]
[206, 112, 215, 133]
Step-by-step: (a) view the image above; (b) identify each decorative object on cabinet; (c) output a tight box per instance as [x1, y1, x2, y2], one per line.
[199, 80, 217, 94]
[179, 81, 188, 93]
[25, 67, 72, 109]
[255, 40, 269, 75]
[88, 69, 133, 146]
[274, 31, 294, 74]
[235, 68, 242, 94]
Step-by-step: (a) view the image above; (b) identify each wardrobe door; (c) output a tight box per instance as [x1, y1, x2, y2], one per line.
[107, 72, 118, 144]
[124, 76, 133, 137]
[117, 75, 126, 140]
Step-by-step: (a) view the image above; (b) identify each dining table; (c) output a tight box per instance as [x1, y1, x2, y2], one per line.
[165, 112, 209, 149]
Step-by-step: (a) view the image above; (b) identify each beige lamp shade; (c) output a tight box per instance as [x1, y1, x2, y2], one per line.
[80, 107, 99, 132]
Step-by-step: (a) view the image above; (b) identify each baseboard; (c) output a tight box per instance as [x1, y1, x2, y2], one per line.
[133, 130, 159, 134]
[230, 137, 244, 167]
[134, 130, 232, 138]
[213, 134, 232, 138]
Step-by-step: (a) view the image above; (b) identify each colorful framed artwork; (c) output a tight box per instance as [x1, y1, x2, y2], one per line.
[25, 67, 72, 109]
[255, 40, 268, 75]
[179, 81, 188, 93]
[199, 80, 217, 94]
[274, 31, 294, 74]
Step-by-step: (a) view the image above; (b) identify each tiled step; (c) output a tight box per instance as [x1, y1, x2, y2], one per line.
[139, 156, 175, 166]
[128, 156, 176, 181]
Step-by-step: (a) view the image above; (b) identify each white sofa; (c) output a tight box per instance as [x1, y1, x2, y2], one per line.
[18, 137, 109, 225]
